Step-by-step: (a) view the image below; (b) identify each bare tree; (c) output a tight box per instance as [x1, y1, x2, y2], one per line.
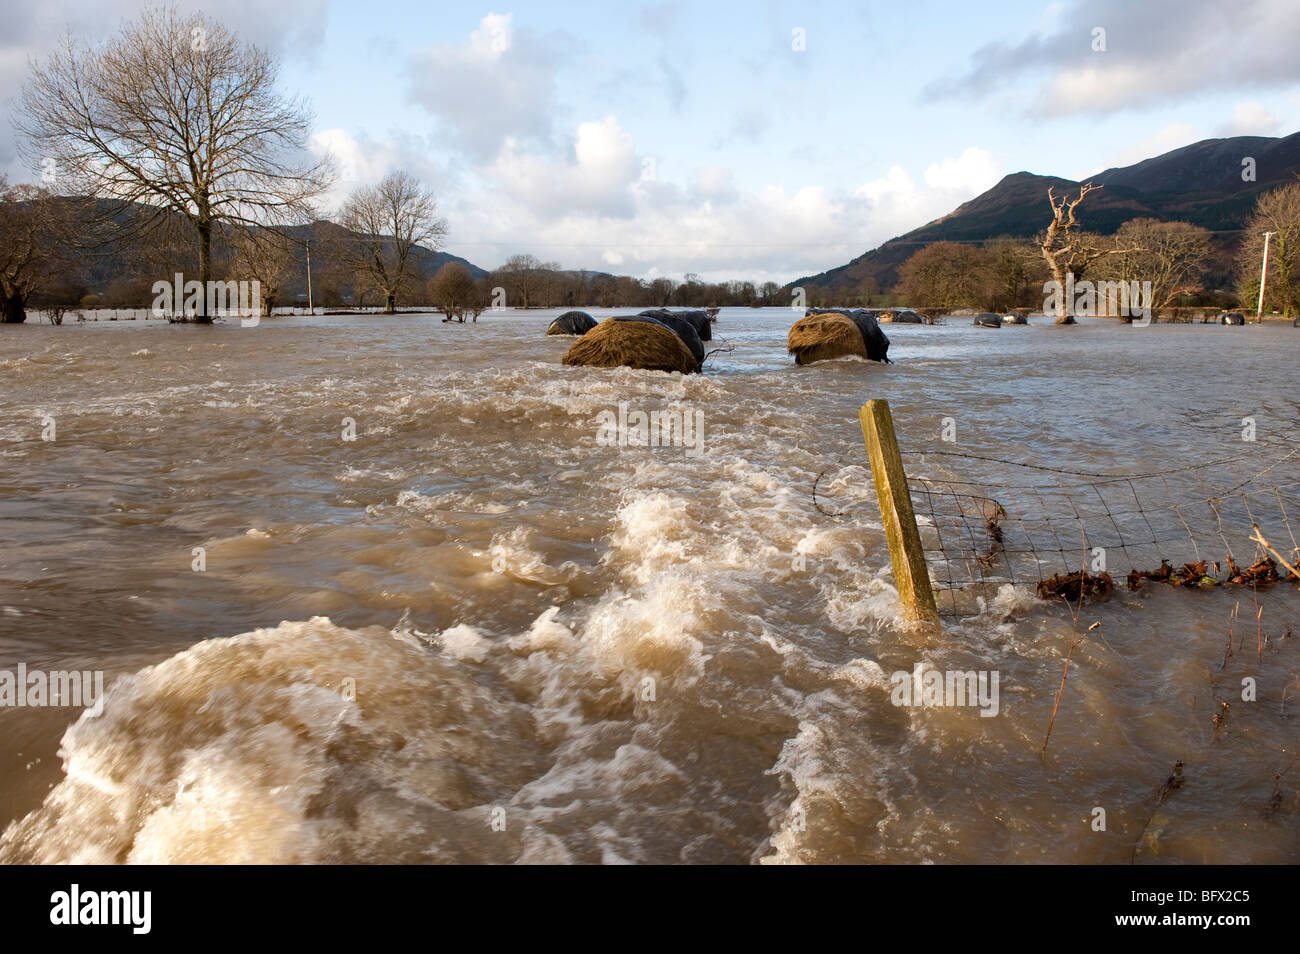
[613, 275, 645, 306]
[228, 228, 300, 316]
[1038, 183, 1139, 323]
[337, 171, 446, 313]
[0, 176, 82, 323]
[898, 241, 995, 311]
[18, 5, 333, 321]
[493, 254, 543, 308]
[649, 276, 677, 306]
[1098, 218, 1211, 312]
[535, 261, 564, 307]
[1235, 181, 1300, 318]
[984, 237, 1044, 311]
[674, 274, 703, 307]
[427, 262, 481, 321]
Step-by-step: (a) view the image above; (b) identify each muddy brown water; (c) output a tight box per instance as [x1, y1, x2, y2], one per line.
[0, 309, 1296, 863]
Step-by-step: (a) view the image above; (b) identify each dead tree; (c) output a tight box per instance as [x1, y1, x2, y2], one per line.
[1039, 183, 1140, 323]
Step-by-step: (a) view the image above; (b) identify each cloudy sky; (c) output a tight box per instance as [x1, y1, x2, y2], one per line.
[3, 0, 1299, 283]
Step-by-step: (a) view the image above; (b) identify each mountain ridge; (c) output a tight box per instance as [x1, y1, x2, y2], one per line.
[788, 132, 1300, 296]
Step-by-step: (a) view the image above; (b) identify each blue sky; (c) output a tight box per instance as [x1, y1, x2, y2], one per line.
[4, 0, 1299, 282]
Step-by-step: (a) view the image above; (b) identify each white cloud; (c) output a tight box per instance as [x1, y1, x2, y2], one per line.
[406, 13, 567, 160]
[926, 0, 1300, 118]
[1216, 102, 1282, 137]
[854, 165, 916, 204]
[1034, 62, 1168, 116]
[470, 13, 512, 58]
[852, 148, 1002, 236]
[923, 147, 1002, 194]
[489, 116, 640, 219]
[1035, 2, 1067, 31]
[311, 128, 392, 188]
[447, 131, 1005, 283]
[305, 114, 1005, 284]
[307, 127, 449, 216]
[694, 165, 737, 202]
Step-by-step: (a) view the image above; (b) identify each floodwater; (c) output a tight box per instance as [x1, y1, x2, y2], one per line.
[0, 307, 1296, 864]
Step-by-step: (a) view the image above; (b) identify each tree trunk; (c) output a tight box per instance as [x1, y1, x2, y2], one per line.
[1, 289, 26, 324]
[196, 217, 214, 323]
[1047, 261, 1075, 324]
[385, 292, 396, 314]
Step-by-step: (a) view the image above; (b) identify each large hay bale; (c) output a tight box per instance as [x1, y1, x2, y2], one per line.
[547, 310, 597, 335]
[880, 309, 923, 324]
[639, 308, 712, 342]
[628, 313, 704, 366]
[796, 309, 890, 361]
[671, 309, 712, 342]
[562, 316, 699, 374]
[844, 310, 891, 362]
[787, 312, 869, 365]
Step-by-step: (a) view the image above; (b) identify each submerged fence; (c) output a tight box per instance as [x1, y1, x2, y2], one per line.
[849, 400, 1300, 620]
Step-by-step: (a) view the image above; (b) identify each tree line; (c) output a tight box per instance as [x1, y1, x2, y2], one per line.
[427, 256, 786, 319]
[825, 180, 1300, 321]
[895, 218, 1219, 317]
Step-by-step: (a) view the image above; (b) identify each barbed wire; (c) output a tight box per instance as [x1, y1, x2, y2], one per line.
[811, 441, 1300, 615]
[913, 450, 1300, 614]
[917, 448, 1269, 484]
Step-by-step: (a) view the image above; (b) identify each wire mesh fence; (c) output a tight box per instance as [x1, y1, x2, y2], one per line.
[905, 446, 1300, 615]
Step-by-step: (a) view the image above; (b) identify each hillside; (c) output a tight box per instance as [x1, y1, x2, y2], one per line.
[790, 131, 1300, 296]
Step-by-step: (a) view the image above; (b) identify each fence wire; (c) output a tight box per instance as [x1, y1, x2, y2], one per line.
[902, 445, 1300, 616]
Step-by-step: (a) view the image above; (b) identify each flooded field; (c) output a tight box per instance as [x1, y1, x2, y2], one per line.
[0, 308, 1296, 863]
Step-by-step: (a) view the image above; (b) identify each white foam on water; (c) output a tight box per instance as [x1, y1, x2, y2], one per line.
[336, 464, 409, 483]
[0, 618, 553, 863]
[10, 351, 1124, 864]
[435, 623, 493, 663]
[488, 527, 579, 585]
[0, 434, 913, 864]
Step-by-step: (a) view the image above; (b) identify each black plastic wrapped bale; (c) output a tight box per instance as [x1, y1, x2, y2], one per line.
[547, 311, 598, 336]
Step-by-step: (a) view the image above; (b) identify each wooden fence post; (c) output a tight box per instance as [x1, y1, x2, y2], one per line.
[859, 399, 940, 625]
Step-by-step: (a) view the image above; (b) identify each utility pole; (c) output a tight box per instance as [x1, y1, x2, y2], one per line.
[306, 239, 314, 314]
[1256, 231, 1275, 323]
